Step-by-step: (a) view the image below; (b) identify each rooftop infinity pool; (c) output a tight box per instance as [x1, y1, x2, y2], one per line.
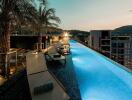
[69, 40, 132, 100]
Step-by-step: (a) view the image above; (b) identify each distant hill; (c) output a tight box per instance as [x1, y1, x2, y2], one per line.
[12, 26, 63, 35]
[112, 25, 132, 35]
[68, 30, 90, 36]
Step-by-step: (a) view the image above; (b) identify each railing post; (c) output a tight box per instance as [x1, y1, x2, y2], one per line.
[5, 53, 8, 78]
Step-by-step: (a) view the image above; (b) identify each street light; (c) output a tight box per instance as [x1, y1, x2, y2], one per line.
[63, 32, 69, 44]
[64, 32, 69, 37]
[63, 32, 69, 39]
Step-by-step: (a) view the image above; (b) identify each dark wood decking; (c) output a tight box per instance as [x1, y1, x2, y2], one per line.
[0, 69, 31, 100]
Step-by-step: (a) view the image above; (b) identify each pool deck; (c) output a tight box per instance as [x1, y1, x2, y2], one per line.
[26, 52, 69, 100]
[1, 41, 131, 100]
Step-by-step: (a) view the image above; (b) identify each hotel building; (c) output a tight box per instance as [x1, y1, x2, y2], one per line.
[89, 26, 132, 69]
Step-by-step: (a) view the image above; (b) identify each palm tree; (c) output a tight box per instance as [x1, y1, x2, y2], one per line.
[37, 3, 61, 51]
[0, 0, 39, 77]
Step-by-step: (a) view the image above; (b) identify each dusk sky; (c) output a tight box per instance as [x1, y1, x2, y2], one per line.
[48, 0, 132, 31]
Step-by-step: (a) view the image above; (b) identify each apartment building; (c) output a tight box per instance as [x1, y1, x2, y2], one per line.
[89, 26, 132, 68]
[89, 30, 111, 57]
[111, 26, 132, 67]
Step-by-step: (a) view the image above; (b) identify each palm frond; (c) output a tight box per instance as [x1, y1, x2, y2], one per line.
[48, 16, 61, 23]
[38, 0, 47, 6]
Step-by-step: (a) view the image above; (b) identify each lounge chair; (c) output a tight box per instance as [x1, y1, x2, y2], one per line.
[46, 53, 66, 66]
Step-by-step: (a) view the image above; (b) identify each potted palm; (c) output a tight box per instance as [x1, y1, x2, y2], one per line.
[37, 1, 61, 52]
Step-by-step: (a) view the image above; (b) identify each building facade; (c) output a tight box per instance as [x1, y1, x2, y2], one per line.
[89, 26, 132, 69]
[89, 30, 111, 57]
[111, 26, 132, 68]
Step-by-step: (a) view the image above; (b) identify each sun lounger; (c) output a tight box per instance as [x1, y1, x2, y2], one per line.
[26, 53, 69, 100]
[46, 53, 66, 66]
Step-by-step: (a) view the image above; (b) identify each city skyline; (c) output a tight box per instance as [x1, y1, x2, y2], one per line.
[48, 0, 132, 31]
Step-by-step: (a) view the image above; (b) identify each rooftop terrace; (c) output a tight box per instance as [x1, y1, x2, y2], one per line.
[0, 40, 132, 100]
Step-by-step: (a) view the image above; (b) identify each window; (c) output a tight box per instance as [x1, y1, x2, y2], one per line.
[118, 49, 124, 54]
[118, 43, 124, 48]
[112, 49, 117, 53]
[112, 43, 117, 48]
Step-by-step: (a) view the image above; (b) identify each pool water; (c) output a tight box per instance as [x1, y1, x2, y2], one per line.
[69, 40, 132, 100]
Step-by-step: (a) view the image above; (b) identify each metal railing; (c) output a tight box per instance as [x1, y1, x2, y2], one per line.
[0, 49, 27, 78]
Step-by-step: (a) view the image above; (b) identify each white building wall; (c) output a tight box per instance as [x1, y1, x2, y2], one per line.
[89, 30, 101, 50]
